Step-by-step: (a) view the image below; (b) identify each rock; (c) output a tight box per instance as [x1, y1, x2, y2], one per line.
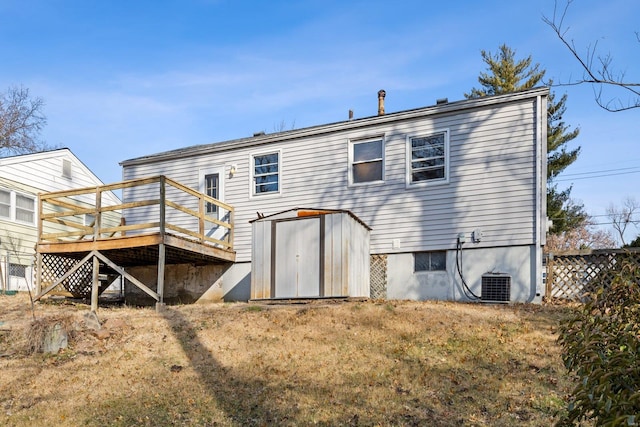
[102, 318, 126, 332]
[83, 311, 101, 331]
[42, 323, 68, 354]
[93, 329, 111, 340]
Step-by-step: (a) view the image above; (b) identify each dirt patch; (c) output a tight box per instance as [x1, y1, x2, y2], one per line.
[0, 294, 576, 426]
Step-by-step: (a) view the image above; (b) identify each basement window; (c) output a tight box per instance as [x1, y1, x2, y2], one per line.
[350, 138, 384, 184]
[414, 251, 446, 272]
[9, 264, 27, 278]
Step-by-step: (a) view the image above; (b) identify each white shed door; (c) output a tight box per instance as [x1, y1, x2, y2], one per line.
[274, 217, 320, 298]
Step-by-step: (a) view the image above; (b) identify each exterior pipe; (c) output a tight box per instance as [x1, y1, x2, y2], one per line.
[377, 90, 386, 115]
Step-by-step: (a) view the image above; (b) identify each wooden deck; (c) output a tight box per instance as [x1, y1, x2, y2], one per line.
[34, 176, 235, 309]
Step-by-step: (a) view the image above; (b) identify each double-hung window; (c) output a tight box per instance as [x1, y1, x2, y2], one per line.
[0, 188, 36, 225]
[350, 138, 384, 184]
[15, 194, 35, 224]
[407, 130, 449, 185]
[0, 189, 10, 219]
[252, 152, 280, 195]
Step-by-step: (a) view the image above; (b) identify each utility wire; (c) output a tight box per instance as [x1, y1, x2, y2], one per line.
[555, 168, 640, 182]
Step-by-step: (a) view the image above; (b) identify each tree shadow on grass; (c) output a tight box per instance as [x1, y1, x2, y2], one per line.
[159, 307, 300, 425]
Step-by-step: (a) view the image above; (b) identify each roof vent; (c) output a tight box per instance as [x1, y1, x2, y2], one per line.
[253, 131, 266, 137]
[436, 98, 448, 105]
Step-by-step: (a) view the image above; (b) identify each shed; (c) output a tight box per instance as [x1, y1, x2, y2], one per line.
[250, 208, 371, 300]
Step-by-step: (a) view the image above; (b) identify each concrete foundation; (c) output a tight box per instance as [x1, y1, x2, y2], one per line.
[124, 262, 251, 305]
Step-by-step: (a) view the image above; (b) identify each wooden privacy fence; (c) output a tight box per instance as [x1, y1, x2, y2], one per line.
[546, 248, 640, 300]
[38, 175, 234, 251]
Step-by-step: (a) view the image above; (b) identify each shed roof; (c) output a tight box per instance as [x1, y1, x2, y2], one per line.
[250, 207, 371, 230]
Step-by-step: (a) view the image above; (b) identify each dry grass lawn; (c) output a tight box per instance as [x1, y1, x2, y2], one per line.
[0, 293, 576, 426]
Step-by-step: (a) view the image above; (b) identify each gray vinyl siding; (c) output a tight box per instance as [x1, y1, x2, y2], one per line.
[123, 94, 543, 263]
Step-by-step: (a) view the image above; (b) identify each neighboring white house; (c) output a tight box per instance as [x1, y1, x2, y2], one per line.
[120, 87, 549, 303]
[0, 148, 121, 292]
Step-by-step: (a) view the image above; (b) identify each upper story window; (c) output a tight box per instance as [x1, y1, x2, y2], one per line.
[0, 189, 10, 219]
[350, 138, 384, 184]
[252, 151, 280, 195]
[0, 188, 36, 225]
[407, 130, 449, 185]
[15, 194, 35, 224]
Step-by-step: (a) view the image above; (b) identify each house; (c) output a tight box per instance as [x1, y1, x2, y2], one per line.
[0, 148, 121, 293]
[120, 87, 549, 303]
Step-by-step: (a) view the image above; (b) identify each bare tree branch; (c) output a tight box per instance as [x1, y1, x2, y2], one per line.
[543, 0, 640, 112]
[606, 197, 640, 247]
[0, 86, 50, 156]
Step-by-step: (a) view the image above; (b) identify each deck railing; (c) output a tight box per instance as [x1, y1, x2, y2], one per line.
[38, 175, 234, 251]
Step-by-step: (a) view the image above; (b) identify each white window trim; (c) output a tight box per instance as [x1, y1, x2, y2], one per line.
[249, 149, 282, 198]
[348, 135, 386, 186]
[0, 188, 10, 220]
[0, 187, 36, 226]
[198, 165, 225, 217]
[405, 129, 450, 188]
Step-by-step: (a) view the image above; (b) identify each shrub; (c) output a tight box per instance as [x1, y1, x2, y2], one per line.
[557, 260, 640, 426]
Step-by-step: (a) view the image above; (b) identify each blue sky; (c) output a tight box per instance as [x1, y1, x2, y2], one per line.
[1, 0, 638, 241]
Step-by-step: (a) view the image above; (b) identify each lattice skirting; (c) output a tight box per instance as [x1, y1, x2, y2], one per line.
[38, 254, 94, 298]
[370, 254, 387, 299]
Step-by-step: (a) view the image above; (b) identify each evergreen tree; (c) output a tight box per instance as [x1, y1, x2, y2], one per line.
[466, 44, 585, 234]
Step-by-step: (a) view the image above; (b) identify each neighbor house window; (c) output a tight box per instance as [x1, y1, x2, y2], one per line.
[407, 130, 449, 185]
[84, 213, 96, 226]
[0, 189, 10, 219]
[414, 251, 446, 272]
[204, 173, 219, 214]
[9, 264, 27, 278]
[350, 138, 384, 184]
[252, 152, 280, 195]
[0, 189, 36, 225]
[15, 194, 35, 224]
[62, 159, 72, 179]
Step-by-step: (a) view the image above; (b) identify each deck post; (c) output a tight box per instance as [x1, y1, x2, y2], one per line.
[35, 252, 43, 295]
[156, 243, 166, 311]
[156, 176, 167, 311]
[94, 187, 102, 241]
[36, 193, 43, 295]
[91, 255, 99, 312]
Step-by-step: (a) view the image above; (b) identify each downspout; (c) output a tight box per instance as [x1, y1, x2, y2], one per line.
[535, 93, 548, 301]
